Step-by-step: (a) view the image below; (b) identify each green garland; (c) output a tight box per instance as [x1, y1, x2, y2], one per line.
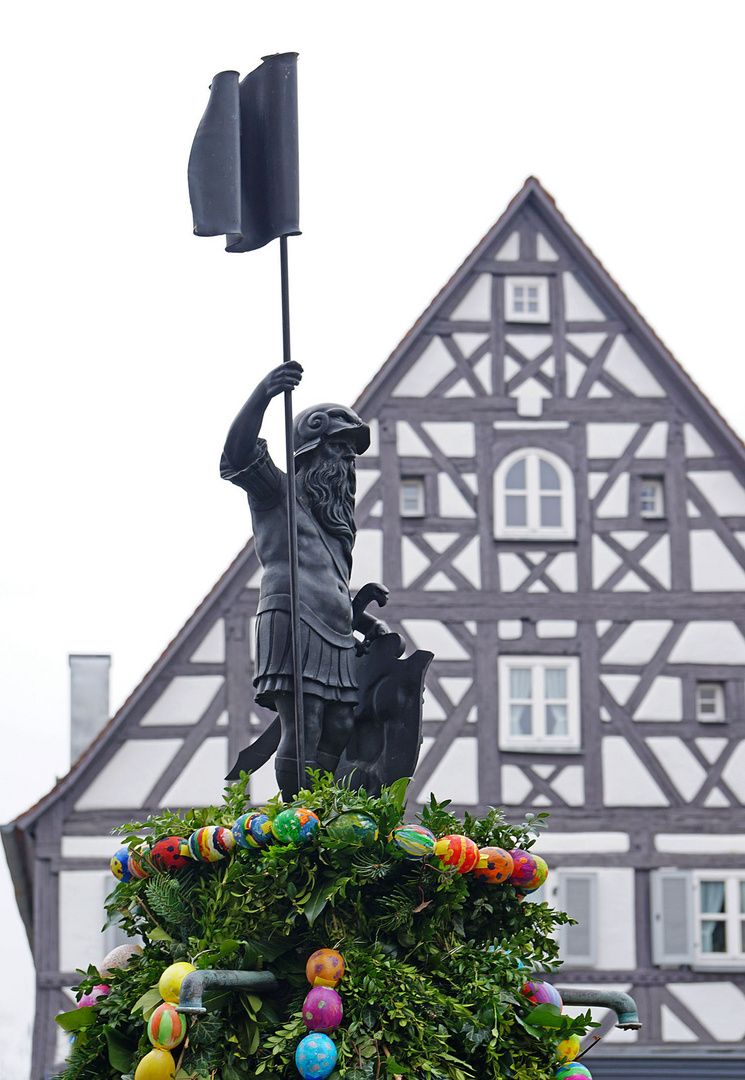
[53, 774, 594, 1080]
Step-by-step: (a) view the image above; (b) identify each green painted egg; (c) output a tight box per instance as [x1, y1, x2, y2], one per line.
[327, 811, 378, 845]
[272, 807, 320, 843]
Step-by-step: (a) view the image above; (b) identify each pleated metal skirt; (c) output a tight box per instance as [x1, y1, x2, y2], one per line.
[253, 609, 358, 709]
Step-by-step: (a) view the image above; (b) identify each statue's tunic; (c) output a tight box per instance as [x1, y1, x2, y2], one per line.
[220, 439, 358, 708]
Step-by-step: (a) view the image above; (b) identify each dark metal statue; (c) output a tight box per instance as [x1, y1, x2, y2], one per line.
[222, 363, 432, 799]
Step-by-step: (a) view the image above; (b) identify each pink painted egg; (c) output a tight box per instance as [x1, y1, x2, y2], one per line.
[99, 943, 143, 976]
[77, 984, 109, 1008]
[302, 986, 343, 1033]
[508, 848, 539, 887]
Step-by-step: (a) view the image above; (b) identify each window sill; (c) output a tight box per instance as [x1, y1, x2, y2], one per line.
[499, 744, 584, 755]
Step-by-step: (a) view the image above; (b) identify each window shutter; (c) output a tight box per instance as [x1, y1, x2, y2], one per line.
[650, 869, 693, 965]
[559, 872, 597, 965]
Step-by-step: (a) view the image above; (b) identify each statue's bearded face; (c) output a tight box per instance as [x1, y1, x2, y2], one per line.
[301, 437, 357, 566]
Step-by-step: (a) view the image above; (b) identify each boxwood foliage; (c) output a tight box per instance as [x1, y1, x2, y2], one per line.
[54, 773, 593, 1080]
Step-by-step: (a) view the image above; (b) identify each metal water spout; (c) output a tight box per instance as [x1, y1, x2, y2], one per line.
[557, 987, 642, 1030]
[176, 970, 281, 1015]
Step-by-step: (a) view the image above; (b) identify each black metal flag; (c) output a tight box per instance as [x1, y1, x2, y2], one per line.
[188, 52, 300, 252]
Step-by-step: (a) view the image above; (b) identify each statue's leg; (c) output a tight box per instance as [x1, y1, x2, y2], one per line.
[274, 693, 325, 800]
[315, 701, 355, 777]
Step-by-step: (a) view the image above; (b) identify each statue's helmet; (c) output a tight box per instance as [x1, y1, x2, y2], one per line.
[293, 403, 370, 458]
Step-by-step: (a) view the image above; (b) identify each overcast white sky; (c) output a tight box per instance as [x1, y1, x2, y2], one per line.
[2, 2, 744, 1075]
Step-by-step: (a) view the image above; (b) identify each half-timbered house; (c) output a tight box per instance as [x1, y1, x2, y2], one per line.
[5, 178, 745, 1077]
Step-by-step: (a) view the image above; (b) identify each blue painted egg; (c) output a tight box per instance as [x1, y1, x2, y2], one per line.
[110, 847, 132, 882]
[247, 813, 274, 848]
[295, 1033, 337, 1080]
[233, 812, 262, 849]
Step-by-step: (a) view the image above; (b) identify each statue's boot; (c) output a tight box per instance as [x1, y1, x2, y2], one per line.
[314, 749, 340, 780]
[275, 755, 302, 802]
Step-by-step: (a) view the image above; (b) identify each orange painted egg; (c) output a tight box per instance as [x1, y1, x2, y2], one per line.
[305, 948, 345, 988]
[147, 1002, 187, 1050]
[128, 846, 150, 880]
[473, 846, 514, 884]
[434, 834, 480, 873]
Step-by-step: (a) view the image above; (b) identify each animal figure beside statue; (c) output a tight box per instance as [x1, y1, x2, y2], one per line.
[222, 362, 432, 799]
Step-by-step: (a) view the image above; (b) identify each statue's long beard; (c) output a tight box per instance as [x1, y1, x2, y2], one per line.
[302, 455, 356, 568]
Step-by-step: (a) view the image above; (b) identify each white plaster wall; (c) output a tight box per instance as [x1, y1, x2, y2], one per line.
[392, 337, 455, 397]
[416, 736, 479, 804]
[438, 473, 476, 517]
[160, 737, 229, 807]
[655, 833, 745, 854]
[602, 736, 667, 806]
[190, 620, 226, 664]
[563, 273, 605, 321]
[450, 273, 492, 321]
[668, 622, 745, 664]
[139, 676, 224, 726]
[688, 471, 745, 515]
[603, 337, 664, 397]
[690, 530, 745, 590]
[400, 620, 470, 660]
[349, 528, 383, 588]
[667, 983, 745, 1042]
[645, 737, 707, 802]
[421, 421, 475, 458]
[536, 833, 629, 855]
[595, 473, 629, 517]
[495, 231, 520, 260]
[633, 677, 683, 721]
[602, 621, 673, 665]
[59, 870, 110, 972]
[586, 423, 638, 459]
[62, 836, 120, 858]
[74, 738, 182, 810]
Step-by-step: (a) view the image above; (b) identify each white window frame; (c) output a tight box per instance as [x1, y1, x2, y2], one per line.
[640, 477, 665, 518]
[693, 871, 745, 968]
[494, 448, 575, 541]
[696, 682, 726, 722]
[498, 655, 581, 752]
[400, 477, 425, 517]
[505, 276, 550, 323]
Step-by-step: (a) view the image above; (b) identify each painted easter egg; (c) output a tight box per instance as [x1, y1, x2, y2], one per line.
[508, 849, 539, 887]
[110, 847, 132, 883]
[151, 836, 191, 872]
[272, 807, 320, 844]
[302, 986, 344, 1033]
[248, 812, 275, 848]
[473, 846, 514, 884]
[158, 962, 196, 1005]
[233, 812, 262, 849]
[77, 984, 109, 1008]
[556, 1034, 581, 1063]
[522, 979, 563, 1009]
[306, 948, 345, 988]
[327, 811, 378, 846]
[148, 1002, 187, 1050]
[555, 1066, 592, 1079]
[134, 1048, 176, 1080]
[99, 943, 143, 976]
[188, 826, 235, 862]
[128, 847, 150, 880]
[295, 1033, 338, 1080]
[521, 855, 548, 893]
[389, 824, 436, 859]
[434, 834, 480, 874]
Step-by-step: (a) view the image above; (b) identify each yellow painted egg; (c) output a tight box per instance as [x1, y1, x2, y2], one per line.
[158, 962, 196, 1005]
[134, 1048, 176, 1080]
[556, 1034, 581, 1063]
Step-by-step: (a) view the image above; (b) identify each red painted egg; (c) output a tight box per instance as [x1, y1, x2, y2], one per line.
[150, 836, 190, 871]
[434, 834, 480, 873]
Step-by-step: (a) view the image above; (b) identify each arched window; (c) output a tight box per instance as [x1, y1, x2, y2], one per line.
[494, 448, 575, 540]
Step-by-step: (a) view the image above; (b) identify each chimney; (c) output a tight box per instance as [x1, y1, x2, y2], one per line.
[69, 654, 111, 766]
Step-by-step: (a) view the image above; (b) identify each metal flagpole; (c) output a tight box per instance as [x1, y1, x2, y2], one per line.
[279, 234, 306, 795]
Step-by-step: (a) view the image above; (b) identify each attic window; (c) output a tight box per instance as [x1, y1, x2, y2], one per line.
[400, 478, 425, 517]
[640, 478, 665, 518]
[505, 277, 549, 323]
[696, 682, 725, 722]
